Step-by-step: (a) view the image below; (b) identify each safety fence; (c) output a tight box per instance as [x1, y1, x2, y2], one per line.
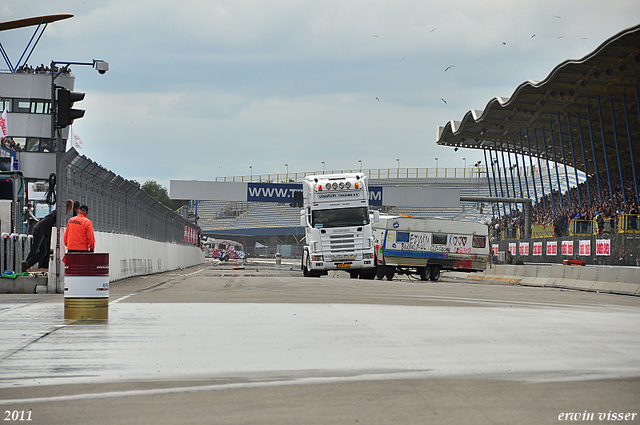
[59, 149, 199, 245]
[492, 234, 640, 267]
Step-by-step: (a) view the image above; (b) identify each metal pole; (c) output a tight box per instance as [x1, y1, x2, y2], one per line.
[566, 113, 581, 206]
[576, 112, 592, 206]
[556, 113, 572, 208]
[625, 90, 639, 206]
[541, 127, 556, 214]
[483, 149, 496, 218]
[609, 94, 626, 205]
[586, 107, 602, 203]
[532, 128, 547, 213]
[596, 95, 614, 203]
[548, 120, 564, 210]
[524, 128, 538, 212]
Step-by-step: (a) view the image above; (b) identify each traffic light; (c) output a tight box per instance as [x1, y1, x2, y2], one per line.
[56, 87, 85, 129]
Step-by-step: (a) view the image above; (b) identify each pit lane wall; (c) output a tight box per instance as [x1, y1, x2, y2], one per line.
[93, 231, 204, 282]
[459, 264, 640, 296]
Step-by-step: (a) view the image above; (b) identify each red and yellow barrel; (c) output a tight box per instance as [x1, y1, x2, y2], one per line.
[64, 253, 110, 321]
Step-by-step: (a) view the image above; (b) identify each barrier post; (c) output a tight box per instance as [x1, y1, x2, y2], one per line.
[64, 252, 110, 321]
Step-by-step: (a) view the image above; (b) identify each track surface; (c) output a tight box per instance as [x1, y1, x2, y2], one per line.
[1, 260, 639, 425]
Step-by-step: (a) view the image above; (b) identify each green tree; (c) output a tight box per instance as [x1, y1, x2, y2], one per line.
[141, 180, 181, 210]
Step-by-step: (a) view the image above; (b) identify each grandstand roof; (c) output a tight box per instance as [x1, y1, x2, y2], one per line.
[437, 24, 640, 175]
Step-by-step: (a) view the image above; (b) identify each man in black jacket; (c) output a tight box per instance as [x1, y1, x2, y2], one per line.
[22, 200, 73, 272]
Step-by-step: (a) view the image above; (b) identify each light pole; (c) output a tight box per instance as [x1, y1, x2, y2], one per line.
[285, 163, 288, 182]
[249, 165, 252, 182]
[322, 161, 325, 174]
[50, 58, 108, 293]
[396, 158, 399, 178]
[434, 157, 438, 178]
[358, 159, 362, 172]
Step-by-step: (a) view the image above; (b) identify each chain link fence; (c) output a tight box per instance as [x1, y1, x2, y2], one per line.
[59, 149, 198, 244]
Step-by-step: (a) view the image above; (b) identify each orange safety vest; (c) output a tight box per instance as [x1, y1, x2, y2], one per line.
[64, 214, 95, 251]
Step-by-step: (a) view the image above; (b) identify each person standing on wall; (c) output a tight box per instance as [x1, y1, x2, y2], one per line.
[63, 205, 95, 252]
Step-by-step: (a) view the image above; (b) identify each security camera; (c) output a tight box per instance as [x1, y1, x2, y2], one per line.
[94, 60, 109, 74]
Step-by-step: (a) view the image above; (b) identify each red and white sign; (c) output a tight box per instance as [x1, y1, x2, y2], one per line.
[561, 240, 573, 256]
[596, 239, 610, 256]
[579, 240, 590, 256]
[533, 242, 542, 256]
[508, 243, 516, 255]
[492, 244, 499, 255]
[0, 108, 7, 137]
[546, 241, 557, 256]
[519, 242, 529, 256]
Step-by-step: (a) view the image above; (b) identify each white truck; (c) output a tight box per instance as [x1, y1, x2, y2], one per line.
[372, 215, 490, 281]
[300, 173, 377, 278]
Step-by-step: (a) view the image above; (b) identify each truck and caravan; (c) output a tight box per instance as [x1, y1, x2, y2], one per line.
[298, 172, 489, 280]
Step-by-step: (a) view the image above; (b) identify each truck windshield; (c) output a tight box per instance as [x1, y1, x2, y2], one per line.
[312, 207, 369, 228]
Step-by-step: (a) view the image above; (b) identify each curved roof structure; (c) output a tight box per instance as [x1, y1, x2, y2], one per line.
[0, 14, 73, 32]
[437, 24, 640, 176]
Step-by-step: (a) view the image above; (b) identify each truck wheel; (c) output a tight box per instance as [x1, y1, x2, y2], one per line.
[375, 266, 385, 280]
[385, 266, 395, 281]
[349, 271, 359, 279]
[303, 252, 311, 277]
[430, 266, 441, 282]
[419, 267, 431, 281]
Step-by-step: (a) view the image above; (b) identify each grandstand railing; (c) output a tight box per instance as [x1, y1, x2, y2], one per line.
[59, 149, 198, 245]
[213, 166, 498, 183]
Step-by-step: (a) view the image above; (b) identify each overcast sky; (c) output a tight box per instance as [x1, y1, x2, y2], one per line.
[1, 1, 639, 188]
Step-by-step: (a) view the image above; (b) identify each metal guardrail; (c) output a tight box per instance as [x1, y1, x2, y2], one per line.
[0, 233, 32, 273]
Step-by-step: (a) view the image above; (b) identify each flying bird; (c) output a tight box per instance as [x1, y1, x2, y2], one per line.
[531, 34, 536, 38]
[375, 97, 380, 102]
[430, 28, 437, 33]
[373, 35, 378, 38]
[502, 41, 507, 45]
[440, 98, 447, 104]
[557, 36, 565, 39]
[444, 64, 455, 72]
[556, 15, 561, 18]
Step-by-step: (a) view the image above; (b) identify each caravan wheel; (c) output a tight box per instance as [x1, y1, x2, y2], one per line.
[419, 267, 431, 281]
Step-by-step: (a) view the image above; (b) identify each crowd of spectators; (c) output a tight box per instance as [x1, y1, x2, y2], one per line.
[1, 137, 21, 152]
[490, 165, 640, 240]
[15, 64, 72, 75]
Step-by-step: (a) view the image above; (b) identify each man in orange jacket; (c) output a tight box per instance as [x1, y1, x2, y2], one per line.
[64, 205, 95, 252]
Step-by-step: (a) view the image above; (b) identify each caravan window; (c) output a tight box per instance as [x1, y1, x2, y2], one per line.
[472, 236, 486, 248]
[432, 233, 447, 245]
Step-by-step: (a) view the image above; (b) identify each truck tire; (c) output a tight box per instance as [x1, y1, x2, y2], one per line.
[419, 267, 431, 281]
[385, 266, 395, 281]
[303, 251, 312, 277]
[430, 265, 441, 282]
[349, 271, 359, 279]
[375, 265, 385, 280]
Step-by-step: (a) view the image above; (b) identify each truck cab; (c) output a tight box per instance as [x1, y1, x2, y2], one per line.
[300, 173, 377, 278]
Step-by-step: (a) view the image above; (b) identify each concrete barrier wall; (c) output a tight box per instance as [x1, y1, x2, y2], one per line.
[481, 264, 640, 296]
[45, 231, 204, 293]
[95, 232, 204, 282]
